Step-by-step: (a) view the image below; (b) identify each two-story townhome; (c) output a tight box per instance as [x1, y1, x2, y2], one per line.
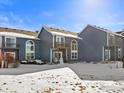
[78, 25, 123, 62]
[0, 27, 41, 61]
[116, 30, 124, 60]
[38, 26, 81, 63]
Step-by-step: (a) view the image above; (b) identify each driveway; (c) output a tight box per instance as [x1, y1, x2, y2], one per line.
[0, 63, 124, 80]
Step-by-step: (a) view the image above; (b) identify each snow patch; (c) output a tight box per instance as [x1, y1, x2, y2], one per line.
[51, 31, 81, 39]
[0, 67, 124, 93]
[0, 32, 37, 39]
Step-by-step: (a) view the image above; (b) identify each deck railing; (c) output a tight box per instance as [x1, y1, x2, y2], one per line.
[0, 43, 19, 49]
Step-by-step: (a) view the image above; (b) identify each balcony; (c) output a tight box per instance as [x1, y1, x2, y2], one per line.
[0, 43, 19, 49]
[55, 42, 70, 48]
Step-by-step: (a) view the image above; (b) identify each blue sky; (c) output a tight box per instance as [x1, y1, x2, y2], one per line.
[0, 0, 124, 32]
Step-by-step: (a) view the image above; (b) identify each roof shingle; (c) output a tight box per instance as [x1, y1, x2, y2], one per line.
[43, 26, 81, 39]
[0, 27, 38, 37]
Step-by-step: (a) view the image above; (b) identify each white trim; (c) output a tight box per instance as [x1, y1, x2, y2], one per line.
[118, 48, 121, 58]
[102, 46, 104, 61]
[25, 40, 35, 60]
[120, 31, 124, 35]
[66, 48, 68, 61]
[0, 32, 38, 39]
[50, 49, 53, 63]
[43, 26, 82, 39]
[107, 32, 109, 46]
[53, 51, 63, 58]
[109, 50, 110, 60]
[56, 35, 65, 43]
[71, 39, 78, 60]
[104, 49, 110, 61]
[53, 35, 55, 48]
[53, 51, 63, 62]
[5, 36, 16, 47]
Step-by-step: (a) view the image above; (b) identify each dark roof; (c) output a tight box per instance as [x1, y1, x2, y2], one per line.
[0, 27, 38, 37]
[116, 31, 123, 34]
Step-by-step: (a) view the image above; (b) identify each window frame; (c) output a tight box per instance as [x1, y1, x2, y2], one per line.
[118, 48, 121, 58]
[25, 40, 35, 60]
[56, 36, 65, 43]
[5, 36, 16, 48]
[71, 39, 78, 60]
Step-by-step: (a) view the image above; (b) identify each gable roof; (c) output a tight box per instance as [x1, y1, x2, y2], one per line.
[0, 27, 39, 39]
[43, 26, 81, 39]
[116, 31, 123, 34]
[86, 25, 124, 37]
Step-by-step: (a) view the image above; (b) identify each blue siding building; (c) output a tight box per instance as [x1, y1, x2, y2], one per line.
[78, 25, 123, 62]
[0, 25, 123, 63]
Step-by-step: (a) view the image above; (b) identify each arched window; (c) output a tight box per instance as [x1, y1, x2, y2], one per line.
[71, 39, 78, 60]
[26, 40, 35, 60]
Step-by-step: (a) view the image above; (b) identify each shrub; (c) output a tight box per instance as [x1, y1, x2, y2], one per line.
[5, 53, 14, 63]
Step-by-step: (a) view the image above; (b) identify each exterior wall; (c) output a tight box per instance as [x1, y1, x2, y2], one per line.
[78, 25, 107, 62]
[38, 28, 53, 62]
[107, 34, 123, 61]
[120, 33, 124, 59]
[122, 38, 124, 59]
[53, 35, 79, 62]
[1, 36, 41, 61]
[65, 37, 78, 61]
[17, 38, 41, 60]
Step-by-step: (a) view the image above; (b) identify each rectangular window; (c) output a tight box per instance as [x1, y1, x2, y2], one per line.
[5, 37, 16, 48]
[56, 36, 65, 43]
[26, 53, 35, 60]
[118, 48, 121, 58]
[104, 49, 110, 61]
[71, 52, 78, 59]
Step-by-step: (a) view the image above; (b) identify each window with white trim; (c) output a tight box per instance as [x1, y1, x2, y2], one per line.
[5, 37, 16, 48]
[118, 48, 121, 58]
[56, 36, 65, 43]
[71, 40, 78, 59]
[26, 40, 35, 60]
[104, 49, 110, 61]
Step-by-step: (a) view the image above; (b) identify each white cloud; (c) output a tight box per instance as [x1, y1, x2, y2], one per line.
[66, 0, 124, 31]
[10, 12, 23, 23]
[0, 12, 34, 31]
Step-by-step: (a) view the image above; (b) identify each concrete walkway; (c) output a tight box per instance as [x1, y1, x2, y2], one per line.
[0, 63, 124, 80]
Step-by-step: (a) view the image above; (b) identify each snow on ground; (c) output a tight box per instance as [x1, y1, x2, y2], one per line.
[0, 67, 124, 93]
[1, 63, 124, 80]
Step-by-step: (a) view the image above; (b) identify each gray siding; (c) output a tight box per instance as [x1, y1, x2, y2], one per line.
[78, 25, 107, 62]
[65, 37, 78, 61]
[38, 28, 53, 62]
[122, 38, 124, 59]
[53, 35, 79, 61]
[17, 38, 41, 60]
[1, 36, 41, 61]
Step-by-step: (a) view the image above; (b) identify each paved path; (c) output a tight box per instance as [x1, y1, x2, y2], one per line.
[0, 63, 124, 80]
